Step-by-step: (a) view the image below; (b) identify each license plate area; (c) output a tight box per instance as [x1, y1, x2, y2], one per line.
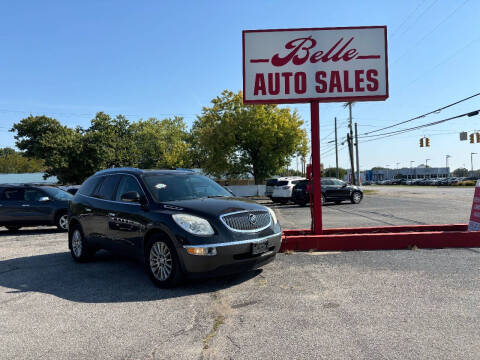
[251, 240, 269, 255]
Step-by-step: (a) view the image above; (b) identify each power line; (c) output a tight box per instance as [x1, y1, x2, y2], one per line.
[392, 0, 440, 40]
[359, 109, 480, 142]
[362, 92, 480, 135]
[392, 0, 470, 65]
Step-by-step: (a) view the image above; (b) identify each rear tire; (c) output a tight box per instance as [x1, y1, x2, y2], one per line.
[145, 235, 183, 288]
[335, 200, 342, 205]
[56, 212, 69, 231]
[6, 226, 21, 232]
[69, 225, 95, 262]
[278, 199, 288, 205]
[351, 191, 363, 204]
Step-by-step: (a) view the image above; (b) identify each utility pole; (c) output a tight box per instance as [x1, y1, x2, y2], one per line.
[446, 155, 451, 180]
[347, 103, 356, 185]
[410, 160, 415, 180]
[396, 162, 400, 180]
[354, 122, 360, 185]
[425, 159, 430, 178]
[347, 133, 355, 184]
[334, 117, 339, 179]
[471, 152, 477, 176]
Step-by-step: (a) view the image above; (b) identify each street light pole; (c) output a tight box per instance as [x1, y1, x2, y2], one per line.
[446, 155, 451, 180]
[425, 159, 430, 178]
[410, 160, 415, 180]
[471, 152, 477, 176]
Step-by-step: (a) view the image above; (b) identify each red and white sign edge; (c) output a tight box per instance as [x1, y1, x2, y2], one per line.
[468, 179, 480, 231]
[243, 26, 388, 104]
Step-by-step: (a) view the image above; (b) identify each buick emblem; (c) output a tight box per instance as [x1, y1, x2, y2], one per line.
[248, 213, 257, 224]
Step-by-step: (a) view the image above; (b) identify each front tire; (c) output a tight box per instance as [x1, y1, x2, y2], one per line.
[145, 236, 183, 288]
[351, 191, 363, 204]
[321, 194, 326, 205]
[56, 212, 69, 231]
[69, 225, 95, 262]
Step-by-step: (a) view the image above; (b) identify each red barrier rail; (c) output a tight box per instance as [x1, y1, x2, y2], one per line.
[280, 224, 480, 252]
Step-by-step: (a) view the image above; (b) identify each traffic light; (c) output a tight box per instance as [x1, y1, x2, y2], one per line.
[425, 138, 430, 147]
[419, 138, 424, 147]
[476, 132, 480, 143]
[470, 133, 475, 143]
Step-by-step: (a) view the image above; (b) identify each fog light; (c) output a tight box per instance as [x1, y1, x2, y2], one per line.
[186, 247, 217, 256]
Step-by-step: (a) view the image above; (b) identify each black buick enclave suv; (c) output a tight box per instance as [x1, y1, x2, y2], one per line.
[69, 168, 282, 287]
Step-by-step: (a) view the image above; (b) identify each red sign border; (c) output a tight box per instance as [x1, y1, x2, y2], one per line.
[242, 26, 389, 105]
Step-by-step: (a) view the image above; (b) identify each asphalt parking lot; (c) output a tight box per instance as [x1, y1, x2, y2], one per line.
[1, 186, 479, 359]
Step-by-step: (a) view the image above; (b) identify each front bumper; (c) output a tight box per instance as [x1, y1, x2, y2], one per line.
[179, 232, 282, 277]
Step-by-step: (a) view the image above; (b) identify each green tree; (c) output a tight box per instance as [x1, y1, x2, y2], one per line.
[11, 115, 64, 158]
[322, 167, 347, 179]
[453, 167, 468, 177]
[0, 147, 44, 173]
[191, 90, 308, 184]
[83, 112, 138, 168]
[131, 116, 190, 169]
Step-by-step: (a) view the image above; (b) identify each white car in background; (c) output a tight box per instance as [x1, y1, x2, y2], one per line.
[271, 177, 306, 204]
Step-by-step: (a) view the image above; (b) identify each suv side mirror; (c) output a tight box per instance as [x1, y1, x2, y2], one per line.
[121, 191, 141, 202]
[38, 196, 51, 202]
[342, 183, 347, 188]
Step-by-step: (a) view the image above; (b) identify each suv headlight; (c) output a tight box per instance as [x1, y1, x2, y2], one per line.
[172, 214, 215, 236]
[267, 207, 278, 224]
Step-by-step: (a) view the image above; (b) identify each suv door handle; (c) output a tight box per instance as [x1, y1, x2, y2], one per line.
[22, 204, 30, 207]
[85, 208, 92, 212]
[108, 213, 116, 217]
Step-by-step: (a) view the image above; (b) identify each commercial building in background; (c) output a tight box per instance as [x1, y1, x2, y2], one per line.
[345, 167, 450, 183]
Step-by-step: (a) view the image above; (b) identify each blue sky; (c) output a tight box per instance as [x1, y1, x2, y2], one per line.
[0, 0, 479, 171]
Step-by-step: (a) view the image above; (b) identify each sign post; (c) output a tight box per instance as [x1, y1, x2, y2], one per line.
[243, 26, 388, 234]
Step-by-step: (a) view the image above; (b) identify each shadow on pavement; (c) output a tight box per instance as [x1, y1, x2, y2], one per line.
[0, 251, 262, 303]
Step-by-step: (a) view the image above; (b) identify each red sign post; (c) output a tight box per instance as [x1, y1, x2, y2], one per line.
[243, 26, 389, 234]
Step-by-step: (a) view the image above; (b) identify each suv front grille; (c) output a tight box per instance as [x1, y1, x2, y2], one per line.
[220, 210, 271, 232]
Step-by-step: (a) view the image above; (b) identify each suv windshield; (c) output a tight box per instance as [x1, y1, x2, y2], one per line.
[42, 187, 74, 201]
[143, 174, 232, 202]
[276, 181, 289, 186]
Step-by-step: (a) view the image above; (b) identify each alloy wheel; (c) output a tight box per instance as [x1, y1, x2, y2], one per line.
[71, 229, 82, 258]
[149, 241, 173, 281]
[59, 214, 69, 230]
[353, 192, 362, 203]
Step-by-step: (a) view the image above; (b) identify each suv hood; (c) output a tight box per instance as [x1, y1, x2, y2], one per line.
[161, 197, 267, 217]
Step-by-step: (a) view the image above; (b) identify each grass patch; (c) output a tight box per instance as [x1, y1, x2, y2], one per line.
[362, 189, 379, 195]
[203, 315, 225, 349]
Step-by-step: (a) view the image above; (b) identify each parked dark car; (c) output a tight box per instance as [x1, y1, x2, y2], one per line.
[292, 178, 363, 206]
[69, 168, 282, 287]
[265, 178, 278, 199]
[0, 184, 72, 231]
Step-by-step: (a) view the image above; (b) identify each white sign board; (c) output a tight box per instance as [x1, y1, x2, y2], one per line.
[243, 26, 388, 104]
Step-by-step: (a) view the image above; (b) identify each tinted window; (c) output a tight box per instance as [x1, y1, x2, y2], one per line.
[78, 176, 101, 196]
[266, 179, 278, 186]
[24, 189, 47, 202]
[115, 175, 144, 202]
[296, 180, 308, 189]
[94, 175, 121, 200]
[292, 180, 301, 185]
[276, 181, 288, 186]
[1, 188, 25, 201]
[322, 179, 334, 186]
[331, 179, 345, 186]
[42, 187, 73, 201]
[143, 174, 231, 202]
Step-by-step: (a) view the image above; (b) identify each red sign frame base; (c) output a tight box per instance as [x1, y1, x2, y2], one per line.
[280, 224, 480, 252]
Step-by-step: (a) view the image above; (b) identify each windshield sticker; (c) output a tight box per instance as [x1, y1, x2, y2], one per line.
[154, 183, 167, 190]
